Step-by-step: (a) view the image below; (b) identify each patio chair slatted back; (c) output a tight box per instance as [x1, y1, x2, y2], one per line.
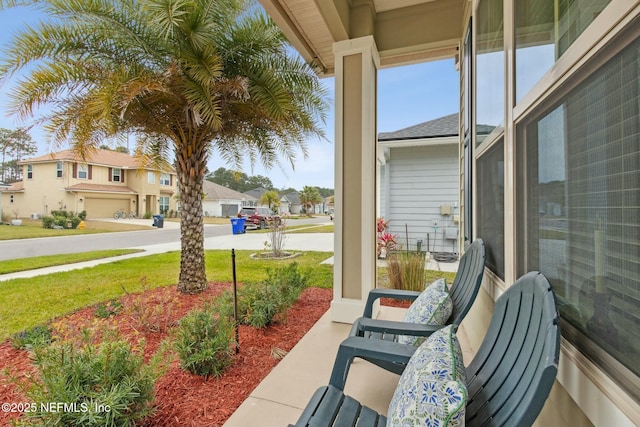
[465, 271, 560, 427]
[447, 238, 486, 327]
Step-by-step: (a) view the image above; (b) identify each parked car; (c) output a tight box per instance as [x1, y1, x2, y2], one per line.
[237, 207, 281, 230]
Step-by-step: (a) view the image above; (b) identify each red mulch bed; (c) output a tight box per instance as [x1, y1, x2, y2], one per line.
[0, 284, 332, 427]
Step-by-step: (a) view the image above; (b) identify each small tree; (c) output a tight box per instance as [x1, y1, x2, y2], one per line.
[260, 190, 281, 213]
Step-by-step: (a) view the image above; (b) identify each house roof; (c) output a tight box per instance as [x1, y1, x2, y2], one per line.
[243, 187, 268, 200]
[20, 149, 175, 172]
[2, 181, 24, 192]
[378, 113, 460, 141]
[65, 183, 137, 194]
[282, 192, 301, 205]
[203, 180, 255, 201]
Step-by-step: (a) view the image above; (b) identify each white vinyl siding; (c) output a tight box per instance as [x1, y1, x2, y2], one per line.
[383, 144, 460, 253]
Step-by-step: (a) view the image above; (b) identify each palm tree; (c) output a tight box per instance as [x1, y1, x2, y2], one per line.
[0, 0, 328, 294]
[299, 185, 322, 215]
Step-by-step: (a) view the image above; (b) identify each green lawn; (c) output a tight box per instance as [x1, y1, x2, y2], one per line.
[0, 219, 152, 240]
[0, 250, 143, 274]
[0, 250, 334, 340]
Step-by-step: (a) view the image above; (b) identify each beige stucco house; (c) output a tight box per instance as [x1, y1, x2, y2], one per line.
[0, 149, 178, 219]
[259, 0, 639, 426]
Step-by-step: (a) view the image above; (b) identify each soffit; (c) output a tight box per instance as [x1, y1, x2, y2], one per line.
[259, 0, 465, 76]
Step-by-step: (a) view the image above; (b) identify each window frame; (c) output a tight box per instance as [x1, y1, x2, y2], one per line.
[112, 168, 122, 182]
[56, 162, 63, 178]
[78, 164, 88, 180]
[160, 173, 171, 186]
[147, 172, 155, 184]
[159, 196, 170, 214]
[26, 164, 33, 179]
[515, 24, 640, 402]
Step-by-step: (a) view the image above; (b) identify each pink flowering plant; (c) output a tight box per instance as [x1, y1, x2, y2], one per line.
[377, 217, 397, 258]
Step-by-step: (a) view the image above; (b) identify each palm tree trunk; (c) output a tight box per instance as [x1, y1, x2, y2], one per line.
[176, 140, 208, 294]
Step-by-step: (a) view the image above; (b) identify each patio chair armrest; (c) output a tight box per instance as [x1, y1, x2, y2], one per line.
[363, 288, 421, 318]
[355, 317, 445, 337]
[329, 337, 415, 390]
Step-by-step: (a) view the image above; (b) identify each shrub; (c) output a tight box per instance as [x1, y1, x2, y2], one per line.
[14, 334, 166, 427]
[123, 277, 179, 333]
[94, 299, 123, 318]
[219, 263, 309, 328]
[42, 211, 82, 229]
[78, 210, 87, 220]
[174, 305, 235, 378]
[41, 215, 56, 229]
[387, 250, 427, 292]
[10, 325, 53, 350]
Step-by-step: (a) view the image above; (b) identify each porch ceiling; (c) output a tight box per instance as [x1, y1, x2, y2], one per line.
[258, 0, 465, 76]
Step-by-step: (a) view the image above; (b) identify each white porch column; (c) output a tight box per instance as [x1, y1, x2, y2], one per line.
[331, 36, 379, 323]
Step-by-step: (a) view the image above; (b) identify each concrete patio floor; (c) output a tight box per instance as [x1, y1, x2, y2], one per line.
[223, 303, 473, 427]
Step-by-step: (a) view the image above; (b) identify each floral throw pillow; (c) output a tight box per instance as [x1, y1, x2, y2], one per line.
[397, 278, 452, 346]
[387, 325, 467, 427]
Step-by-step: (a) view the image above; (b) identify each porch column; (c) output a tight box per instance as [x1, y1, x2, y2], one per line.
[331, 36, 379, 323]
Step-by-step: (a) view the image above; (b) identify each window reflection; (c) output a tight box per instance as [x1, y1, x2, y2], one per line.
[518, 36, 640, 399]
[515, 0, 612, 103]
[475, 0, 504, 145]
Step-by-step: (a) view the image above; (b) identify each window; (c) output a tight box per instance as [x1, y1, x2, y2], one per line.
[515, 0, 612, 103]
[160, 173, 171, 186]
[112, 168, 122, 182]
[476, 140, 505, 279]
[78, 164, 88, 179]
[159, 196, 169, 215]
[517, 32, 640, 400]
[147, 172, 155, 184]
[56, 162, 62, 178]
[475, 0, 504, 146]
[26, 165, 33, 179]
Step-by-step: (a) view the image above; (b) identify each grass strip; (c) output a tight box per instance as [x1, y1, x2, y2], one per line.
[0, 249, 143, 274]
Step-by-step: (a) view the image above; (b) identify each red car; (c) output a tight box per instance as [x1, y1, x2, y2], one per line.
[237, 207, 281, 230]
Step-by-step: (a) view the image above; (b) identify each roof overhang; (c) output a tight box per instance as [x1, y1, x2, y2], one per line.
[378, 135, 458, 148]
[259, 0, 466, 76]
[377, 135, 458, 164]
[65, 184, 137, 195]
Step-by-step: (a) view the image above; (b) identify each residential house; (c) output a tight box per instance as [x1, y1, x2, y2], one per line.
[242, 187, 267, 207]
[0, 181, 9, 220]
[202, 180, 256, 217]
[259, 1, 639, 426]
[378, 113, 461, 254]
[0, 149, 178, 219]
[279, 191, 302, 214]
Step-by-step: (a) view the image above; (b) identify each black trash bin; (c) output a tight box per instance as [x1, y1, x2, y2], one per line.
[152, 214, 164, 228]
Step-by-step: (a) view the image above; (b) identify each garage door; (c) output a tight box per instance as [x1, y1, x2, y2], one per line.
[85, 198, 129, 219]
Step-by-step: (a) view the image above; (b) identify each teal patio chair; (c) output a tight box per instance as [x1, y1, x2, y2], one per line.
[290, 271, 561, 427]
[347, 238, 485, 375]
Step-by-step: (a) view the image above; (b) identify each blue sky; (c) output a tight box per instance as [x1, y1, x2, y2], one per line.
[0, 5, 459, 190]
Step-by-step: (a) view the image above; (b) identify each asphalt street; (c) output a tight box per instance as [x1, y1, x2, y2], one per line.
[0, 216, 329, 261]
